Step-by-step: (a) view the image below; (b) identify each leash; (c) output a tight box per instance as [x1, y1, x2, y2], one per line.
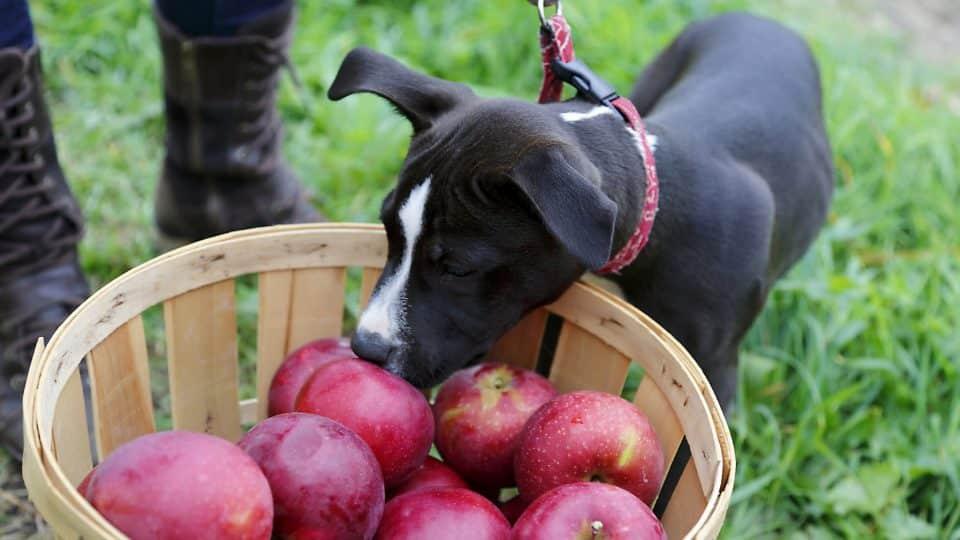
[534, 0, 659, 275]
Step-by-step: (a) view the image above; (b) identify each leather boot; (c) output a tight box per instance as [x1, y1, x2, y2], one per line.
[153, 2, 320, 249]
[0, 46, 90, 459]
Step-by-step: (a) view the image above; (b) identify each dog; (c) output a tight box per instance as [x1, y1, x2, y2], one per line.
[329, 12, 834, 406]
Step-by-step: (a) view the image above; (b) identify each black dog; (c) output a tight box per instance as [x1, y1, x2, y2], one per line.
[330, 12, 833, 406]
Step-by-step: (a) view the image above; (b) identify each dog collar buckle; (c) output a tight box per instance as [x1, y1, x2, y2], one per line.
[549, 58, 620, 109]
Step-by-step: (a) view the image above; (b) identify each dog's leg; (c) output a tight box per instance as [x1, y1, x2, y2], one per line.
[621, 283, 745, 413]
[701, 349, 738, 413]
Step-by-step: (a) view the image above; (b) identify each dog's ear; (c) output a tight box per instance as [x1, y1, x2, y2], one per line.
[508, 148, 617, 270]
[328, 47, 475, 132]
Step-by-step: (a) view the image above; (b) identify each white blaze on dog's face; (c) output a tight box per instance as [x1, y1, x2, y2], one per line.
[332, 48, 620, 388]
[357, 177, 432, 347]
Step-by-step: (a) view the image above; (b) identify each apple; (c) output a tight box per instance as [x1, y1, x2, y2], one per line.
[295, 359, 434, 487]
[81, 431, 272, 540]
[77, 467, 94, 498]
[514, 390, 664, 505]
[512, 482, 666, 539]
[267, 337, 357, 416]
[374, 488, 510, 539]
[433, 362, 556, 491]
[389, 456, 469, 499]
[238, 413, 384, 539]
[497, 494, 528, 524]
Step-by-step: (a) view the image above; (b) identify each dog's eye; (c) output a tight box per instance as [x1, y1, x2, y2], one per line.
[440, 261, 475, 278]
[427, 243, 476, 278]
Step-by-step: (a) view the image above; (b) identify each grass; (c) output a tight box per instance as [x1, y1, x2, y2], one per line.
[16, 0, 960, 537]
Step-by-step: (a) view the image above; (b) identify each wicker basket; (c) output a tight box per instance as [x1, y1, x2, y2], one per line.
[22, 223, 734, 539]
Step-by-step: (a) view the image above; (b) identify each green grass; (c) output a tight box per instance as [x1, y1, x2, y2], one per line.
[27, 0, 960, 537]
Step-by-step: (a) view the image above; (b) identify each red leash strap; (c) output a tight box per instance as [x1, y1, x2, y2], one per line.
[535, 10, 659, 275]
[538, 14, 574, 103]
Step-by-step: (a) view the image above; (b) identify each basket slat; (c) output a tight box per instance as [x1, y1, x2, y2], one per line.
[52, 368, 91, 487]
[256, 269, 295, 421]
[662, 458, 707, 538]
[23, 450, 82, 540]
[289, 267, 347, 346]
[634, 374, 685, 465]
[549, 321, 631, 394]
[88, 316, 155, 459]
[164, 280, 242, 441]
[255, 267, 347, 421]
[28, 340, 105, 539]
[485, 308, 547, 370]
[239, 398, 258, 425]
[360, 267, 382, 308]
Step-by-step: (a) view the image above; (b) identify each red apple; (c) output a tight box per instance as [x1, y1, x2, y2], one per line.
[513, 482, 666, 539]
[81, 431, 272, 540]
[514, 390, 664, 505]
[389, 456, 469, 499]
[238, 413, 384, 539]
[267, 337, 357, 416]
[374, 488, 510, 539]
[77, 467, 94, 498]
[295, 359, 434, 487]
[433, 363, 556, 491]
[497, 494, 528, 524]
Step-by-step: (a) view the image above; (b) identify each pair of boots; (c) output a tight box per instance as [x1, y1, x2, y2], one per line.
[0, 6, 319, 457]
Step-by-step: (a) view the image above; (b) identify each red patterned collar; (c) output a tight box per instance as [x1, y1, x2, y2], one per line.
[538, 13, 660, 275]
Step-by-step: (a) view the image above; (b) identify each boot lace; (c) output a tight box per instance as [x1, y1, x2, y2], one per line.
[0, 57, 85, 386]
[0, 62, 82, 273]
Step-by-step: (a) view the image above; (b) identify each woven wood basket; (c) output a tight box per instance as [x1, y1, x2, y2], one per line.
[22, 223, 734, 539]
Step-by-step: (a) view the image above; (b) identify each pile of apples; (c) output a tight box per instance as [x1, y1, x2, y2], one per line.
[79, 337, 669, 539]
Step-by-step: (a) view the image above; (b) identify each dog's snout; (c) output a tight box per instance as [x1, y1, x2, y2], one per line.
[351, 330, 394, 366]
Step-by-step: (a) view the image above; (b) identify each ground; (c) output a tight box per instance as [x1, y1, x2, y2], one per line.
[4, 0, 959, 538]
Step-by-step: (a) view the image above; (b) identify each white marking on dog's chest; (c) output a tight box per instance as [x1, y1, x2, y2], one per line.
[560, 106, 615, 123]
[560, 106, 658, 154]
[625, 126, 658, 154]
[357, 177, 432, 345]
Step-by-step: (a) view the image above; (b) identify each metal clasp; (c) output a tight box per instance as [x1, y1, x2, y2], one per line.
[537, 0, 563, 29]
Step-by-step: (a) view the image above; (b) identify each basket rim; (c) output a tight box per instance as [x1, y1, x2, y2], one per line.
[595, 286, 736, 534]
[545, 281, 735, 536]
[22, 222, 735, 539]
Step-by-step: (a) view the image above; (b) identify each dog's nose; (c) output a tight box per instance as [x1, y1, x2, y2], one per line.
[351, 330, 394, 366]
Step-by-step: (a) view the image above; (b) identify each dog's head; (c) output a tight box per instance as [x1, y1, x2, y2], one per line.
[330, 47, 619, 387]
